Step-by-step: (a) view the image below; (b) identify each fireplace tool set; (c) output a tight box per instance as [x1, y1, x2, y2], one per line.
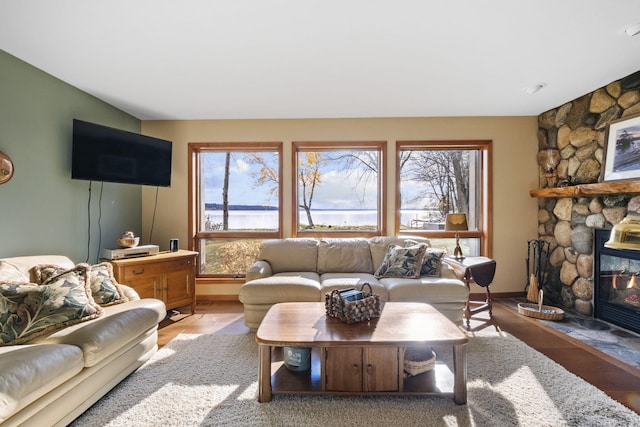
[519, 239, 564, 320]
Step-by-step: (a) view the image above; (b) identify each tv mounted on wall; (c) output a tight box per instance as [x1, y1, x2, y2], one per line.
[72, 119, 172, 187]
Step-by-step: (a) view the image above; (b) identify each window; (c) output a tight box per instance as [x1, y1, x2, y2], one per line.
[189, 143, 282, 276]
[293, 142, 386, 237]
[396, 141, 491, 257]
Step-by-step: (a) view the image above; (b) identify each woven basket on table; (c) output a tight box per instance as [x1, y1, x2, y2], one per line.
[325, 283, 381, 324]
[403, 347, 436, 376]
[517, 303, 564, 321]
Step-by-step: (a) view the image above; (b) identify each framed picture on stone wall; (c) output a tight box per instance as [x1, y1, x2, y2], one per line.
[600, 113, 640, 182]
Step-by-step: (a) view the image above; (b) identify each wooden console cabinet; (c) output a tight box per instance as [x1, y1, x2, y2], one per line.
[108, 250, 198, 314]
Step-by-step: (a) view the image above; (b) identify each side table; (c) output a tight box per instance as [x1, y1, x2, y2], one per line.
[444, 256, 496, 329]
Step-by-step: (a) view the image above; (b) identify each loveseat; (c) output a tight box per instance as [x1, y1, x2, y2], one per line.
[0, 255, 166, 427]
[239, 236, 469, 331]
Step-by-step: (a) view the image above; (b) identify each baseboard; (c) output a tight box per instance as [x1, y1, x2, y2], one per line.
[197, 294, 240, 302]
[469, 291, 525, 299]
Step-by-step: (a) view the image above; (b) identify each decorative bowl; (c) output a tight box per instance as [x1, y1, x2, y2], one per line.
[117, 237, 140, 248]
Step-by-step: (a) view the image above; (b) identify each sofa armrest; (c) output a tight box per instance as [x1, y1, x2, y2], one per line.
[246, 260, 273, 281]
[119, 284, 141, 301]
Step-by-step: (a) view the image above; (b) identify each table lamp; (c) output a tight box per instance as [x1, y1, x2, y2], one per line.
[445, 213, 468, 260]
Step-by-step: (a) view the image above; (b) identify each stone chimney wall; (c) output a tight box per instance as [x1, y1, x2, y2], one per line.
[536, 70, 640, 315]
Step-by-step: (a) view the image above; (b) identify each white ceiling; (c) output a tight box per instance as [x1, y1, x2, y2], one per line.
[1, 1, 640, 120]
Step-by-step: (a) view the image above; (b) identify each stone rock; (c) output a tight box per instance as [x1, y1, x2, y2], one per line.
[590, 88, 616, 113]
[602, 194, 629, 207]
[564, 247, 578, 264]
[602, 206, 627, 225]
[569, 127, 597, 148]
[557, 125, 571, 149]
[537, 149, 561, 172]
[571, 225, 593, 254]
[560, 284, 576, 308]
[539, 110, 556, 130]
[572, 277, 593, 300]
[560, 144, 576, 160]
[556, 160, 569, 181]
[549, 246, 566, 267]
[606, 81, 621, 98]
[543, 222, 555, 235]
[618, 90, 640, 109]
[627, 195, 640, 214]
[538, 224, 548, 235]
[595, 147, 603, 163]
[622, 103, 640, 118]
[577, 254, 593, 278]
[621, 71, 640, 90]
[597, 130, 605, 147]
[560, 261, 579, 286]
[566, 94, 591, 129]
[585, 213, 606, 229]
[574, 298, 593, 316]
[538, 208, 551, 224]
[573, 202, 590, 216]
[537, 129, 548, 149]
[553, 198, 573, 221]
[568, 156, 581, 178]
[554, 221, 573, 247]
[575, 141, 598, 162]
[574, 159, 601, 183]
[589, 197, 604, 213]
[595, 105, 622, 130]
[555, 103, 572, 127]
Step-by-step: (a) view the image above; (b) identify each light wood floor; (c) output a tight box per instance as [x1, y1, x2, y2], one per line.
[158, 299, 640, 415]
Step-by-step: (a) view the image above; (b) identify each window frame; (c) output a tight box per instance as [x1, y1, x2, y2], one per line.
[292, 141, 387, 238]
[395, 140, 492, 257]
[188, 142, 283, 279]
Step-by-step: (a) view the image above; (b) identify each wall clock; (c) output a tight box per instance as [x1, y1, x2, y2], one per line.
[0, 151, 14, 184]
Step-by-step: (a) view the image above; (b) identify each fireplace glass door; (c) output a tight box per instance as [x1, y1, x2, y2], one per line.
[594, 229, 640, 333]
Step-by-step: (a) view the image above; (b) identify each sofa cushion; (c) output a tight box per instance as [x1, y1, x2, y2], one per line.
[317, 238, 373, 274]
[374, 243, 427, 279]
[0, 255, 75, 282]
[383, 266, 468, 303]
[0, 266, 103, 346]
[0, 261, 28, 283]
[0, 343, 84, 422]
[319, 273, 388, 301]
[31, 298, 166, 367]
[239, 272, 321, 304]
[369, 236, 431, 269]
[32, 263, 128, 307]
[258, 238, 319, 274]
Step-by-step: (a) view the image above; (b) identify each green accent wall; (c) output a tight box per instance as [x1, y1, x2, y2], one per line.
[0, 49, 142, 262]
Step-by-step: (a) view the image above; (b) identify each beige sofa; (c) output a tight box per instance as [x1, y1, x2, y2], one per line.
[239, 236, 469, 330]
[0, 255, 166, 427]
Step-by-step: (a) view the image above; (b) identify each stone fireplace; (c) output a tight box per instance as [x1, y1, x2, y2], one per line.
[534, 70, 640, 317]
[594, 228, 640, 334]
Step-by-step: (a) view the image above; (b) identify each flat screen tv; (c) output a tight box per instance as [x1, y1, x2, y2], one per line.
[72, 119, 172, 187]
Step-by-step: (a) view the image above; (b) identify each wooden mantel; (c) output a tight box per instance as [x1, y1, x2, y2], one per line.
[530, 181, 640, 198]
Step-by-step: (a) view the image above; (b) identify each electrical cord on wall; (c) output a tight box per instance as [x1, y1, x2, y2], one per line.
[84, 182, 92, 263]
[148, 186, 159, 245]
[96, 182, 104, 263]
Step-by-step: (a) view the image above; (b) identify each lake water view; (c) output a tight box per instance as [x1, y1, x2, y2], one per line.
[204, 209, 443, 230]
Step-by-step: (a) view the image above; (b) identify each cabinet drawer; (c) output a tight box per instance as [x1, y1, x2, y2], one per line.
[121, 258, 193, 281]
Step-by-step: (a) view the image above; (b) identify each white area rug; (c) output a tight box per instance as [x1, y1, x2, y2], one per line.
[72, 331, 639, 426]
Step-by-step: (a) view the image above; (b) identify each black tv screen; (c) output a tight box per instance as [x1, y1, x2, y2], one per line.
[72, 119, 172, 187]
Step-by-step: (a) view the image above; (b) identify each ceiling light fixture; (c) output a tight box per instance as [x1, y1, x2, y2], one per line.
[625, 23, 640, 37]
[524, 83, 547, 94]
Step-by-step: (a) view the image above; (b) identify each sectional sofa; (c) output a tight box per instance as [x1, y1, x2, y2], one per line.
[239, 236, 469, 331]
[0, 255, 166, 427]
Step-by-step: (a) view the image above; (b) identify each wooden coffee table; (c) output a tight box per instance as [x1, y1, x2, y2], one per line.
[256, 302, 468, 404]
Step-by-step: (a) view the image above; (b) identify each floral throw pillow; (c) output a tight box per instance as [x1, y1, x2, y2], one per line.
[0, 265, 102, 345]
[374, 243, 428, 279]
[32, 263, 128, 306]
[420, 248, 446, 277]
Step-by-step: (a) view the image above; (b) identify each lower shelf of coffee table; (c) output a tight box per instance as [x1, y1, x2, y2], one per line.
[269, 346, 455, 397]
